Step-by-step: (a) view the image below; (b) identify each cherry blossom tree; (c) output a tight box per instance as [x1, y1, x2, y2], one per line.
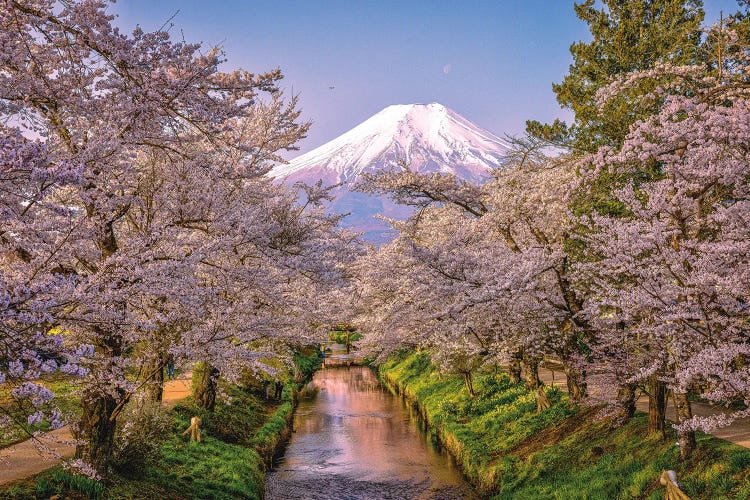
[0, 0, 357, 476]
[578, 34, 750, 458]
[355, 145, 590, 402]
[0, 129, 92, 451]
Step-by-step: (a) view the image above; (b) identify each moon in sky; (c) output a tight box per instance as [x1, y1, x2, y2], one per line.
[442, 64, 452, 75]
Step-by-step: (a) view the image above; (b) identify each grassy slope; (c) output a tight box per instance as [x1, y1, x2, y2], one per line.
[106, 381, 298, 500]
[2, 350, 322, 499]
[0, 374, 82, 448]
[380, 351, 750, 500]
[1, 385, 295, 500]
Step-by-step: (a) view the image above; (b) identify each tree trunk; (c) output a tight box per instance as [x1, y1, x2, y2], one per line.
[144, 358, 165, 403]
[562, 359, 587, 402]
[536, 385, 551, 413]
[612, 383, 636, 426]
[75, 334, 124, 479]
[462, 371, 476, 398]
[522, 356, 541, 390]
[76, 388, 121, 478]
[194, 362, 219, 411]
[508, 352, 522, 384]
[648, 374, 667, 437]
[673, 391, 696, 459]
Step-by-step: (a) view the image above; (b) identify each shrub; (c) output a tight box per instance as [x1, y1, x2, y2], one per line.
[111, 395, 172, 477]
[208, 391, 264, 444]
[293, 348, 323, 381]
[173, 386, 264, 445]
[251, 400, 293, 466]
[328, 330, 363, 344]
[438, 399, 459, 419]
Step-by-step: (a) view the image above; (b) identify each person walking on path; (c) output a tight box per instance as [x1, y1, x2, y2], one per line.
[166, 354, 176, 380]
[274, 380, 283, 400]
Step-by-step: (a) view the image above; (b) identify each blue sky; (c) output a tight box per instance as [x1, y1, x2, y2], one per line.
[112, 1, 742, 156]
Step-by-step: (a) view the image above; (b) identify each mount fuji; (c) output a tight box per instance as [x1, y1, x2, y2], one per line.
[270, 103, 510, 242]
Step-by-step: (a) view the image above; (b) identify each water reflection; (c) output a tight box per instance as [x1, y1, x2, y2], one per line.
[266, 366, 475, 500]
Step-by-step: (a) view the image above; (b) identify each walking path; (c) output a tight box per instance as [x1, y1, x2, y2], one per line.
[0, 374, 192, 485]
[536, 366, 750, 449]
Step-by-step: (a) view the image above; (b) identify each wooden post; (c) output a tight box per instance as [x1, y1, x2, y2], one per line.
[182, 416, 202, 442]
[660, 470, 691, 500]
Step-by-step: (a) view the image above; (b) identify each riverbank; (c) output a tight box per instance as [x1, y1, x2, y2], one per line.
[0, 382, 296, 499]
[380, 351, 750, 499]
[1, 350, 322, 499]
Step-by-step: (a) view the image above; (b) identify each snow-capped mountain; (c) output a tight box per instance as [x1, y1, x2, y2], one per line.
[271, 103, 510, 242]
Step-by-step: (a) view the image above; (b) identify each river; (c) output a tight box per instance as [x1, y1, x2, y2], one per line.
[265, 363, 476, 499]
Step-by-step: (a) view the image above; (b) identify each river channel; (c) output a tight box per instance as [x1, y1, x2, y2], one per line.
[265, 361, 476, 499]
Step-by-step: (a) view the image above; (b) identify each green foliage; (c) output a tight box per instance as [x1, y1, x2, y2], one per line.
[103, 384, 293, 499]
[380, 352, 573, 491]
[171, 385, 266, 447]
[191, 361, 209, 396]
[251, 402, 292, 448]
[381, 351, 750, 500]
[251, 380, 294, 460]
[730, 449, 750, 473]
[531, 1, 710, 220]
[34, 469, 105, 500]
[130, 430, 264, 500]
[532, 0, 705, 153]
[100, 392, 271, 499]
[328, 330, 362, 344]
[112, 397, 173, 477]
[293, 348, 323, 380]
[437, 399, 459, 419]
[251, 400, 293, 464]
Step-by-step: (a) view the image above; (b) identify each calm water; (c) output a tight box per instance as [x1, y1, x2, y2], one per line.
[265, 364, 475, 500]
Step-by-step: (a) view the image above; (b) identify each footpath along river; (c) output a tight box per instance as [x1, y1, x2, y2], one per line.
[265, 361, 476, 499]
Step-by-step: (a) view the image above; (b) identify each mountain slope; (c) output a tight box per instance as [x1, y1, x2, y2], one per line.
[271, 103, 509, 242]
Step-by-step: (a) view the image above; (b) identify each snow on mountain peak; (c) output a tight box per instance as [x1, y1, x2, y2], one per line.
[270, 103, 509, 243]
[270, 103, 510, 186]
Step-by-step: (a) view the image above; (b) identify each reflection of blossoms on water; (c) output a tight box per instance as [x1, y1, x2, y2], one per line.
[266, 366, 476, 499]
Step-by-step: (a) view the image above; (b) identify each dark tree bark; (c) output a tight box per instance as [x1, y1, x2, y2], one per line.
[674, 391, 696, 459]
[562, 359, 587, 402]
[613, 383, 636, 425]
[522, 356, 541, 390]
[194, 363, 220, 412]
[461, 371, 476, 398]
[144, 358, 165, 403]
[648, 374, 667, 437]
[75, 334, 125, 479]
[508, 351, 522, 384]
[536, 385, 552, 413]
[76, 389, 121, 478]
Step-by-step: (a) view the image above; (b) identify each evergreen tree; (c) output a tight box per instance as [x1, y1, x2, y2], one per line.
[527, 0, 705, 153]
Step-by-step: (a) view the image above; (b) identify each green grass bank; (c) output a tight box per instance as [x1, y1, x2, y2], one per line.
[380, 351, 750, 500]
[1, 350, 322, 499]
[1, 384, 294, 500]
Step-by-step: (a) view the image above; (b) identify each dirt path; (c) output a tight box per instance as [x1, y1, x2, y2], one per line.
[0, 373, 192, 485]
[537, 367, 750, 449]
